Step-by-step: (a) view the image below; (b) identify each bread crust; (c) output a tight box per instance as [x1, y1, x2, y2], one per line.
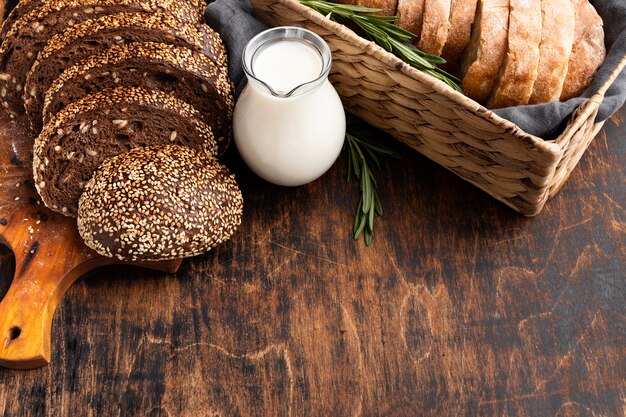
[397, 0, 426, 40]
[442, 0, 479, 65]
[529, 0, 575, 104]
[417, 0, 452, 55]
[487, 0, 542, 108]
[333, 0, 398, 16]
[560, 0, 605, 101]
[459, 0, 509, 102]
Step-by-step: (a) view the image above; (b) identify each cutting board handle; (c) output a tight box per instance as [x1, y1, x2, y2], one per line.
[0, 256, 102, 369]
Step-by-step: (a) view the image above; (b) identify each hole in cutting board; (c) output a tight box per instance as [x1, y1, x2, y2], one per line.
[7, 326, 20, 341]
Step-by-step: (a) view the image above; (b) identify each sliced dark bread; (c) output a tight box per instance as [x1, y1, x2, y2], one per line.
[0, 0, 204, 39]
[0, 1, 206, 120]
[33, 87, 224, 217]
[37, 42, 234, 142]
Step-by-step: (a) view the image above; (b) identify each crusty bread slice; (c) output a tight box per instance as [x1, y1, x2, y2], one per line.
[397, 0, 426, 40]
[488, 0, 542, 108]
[417, 0, 452, 56]
[529, 0, 575, 104]
[333, 0, 398, 16]
[560, 0, 605, 101]
[442, 0, 479, 66]
[459, 0, 510, 103]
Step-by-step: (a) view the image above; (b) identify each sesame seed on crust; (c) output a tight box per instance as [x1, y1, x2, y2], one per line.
[77, 144, 243, 262]
[33, 86, 224, 216]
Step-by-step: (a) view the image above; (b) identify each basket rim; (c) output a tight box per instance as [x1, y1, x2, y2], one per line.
[265, 0, 563, 157]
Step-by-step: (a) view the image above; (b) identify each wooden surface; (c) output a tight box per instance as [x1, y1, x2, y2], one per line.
[0, 111, 182, 370]
[0, 105, 623, 414]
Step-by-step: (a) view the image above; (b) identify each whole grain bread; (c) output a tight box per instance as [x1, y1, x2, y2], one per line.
[78, 145, 243, 261]
[0, 0, 205, 120]
[529, 0, 575, 104]
[441, 0, 479, 67]
[397, 0, 426, 41]
[25, 11, 226, 132]
[459, 0, 510, 103]
[487, 0, 542, 108]
[560, 0, 605, 101]
[37, 42, 234, 142]
[417, 0, 452, 56]
[33, 87, 224, 217]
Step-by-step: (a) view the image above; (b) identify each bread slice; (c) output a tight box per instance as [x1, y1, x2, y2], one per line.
[560, 0, 605, 101]
[333, 0, 398, 16]
[459, 0, 510, 103]
[33, 87, 222, 217]
[397, 0, 426, 40]
[36, 42, 234, 143]
[417, 0, 452, 55]
[25, 11, 226, 132]
[529, 0, 575, 104]
[78, 145, 243, 261]
[0, 0, 205, 120]
[487, 0, 542, 108]
[441, 0, 479, 66]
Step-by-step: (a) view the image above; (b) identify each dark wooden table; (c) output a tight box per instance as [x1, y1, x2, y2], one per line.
[0, 107, 624, 416]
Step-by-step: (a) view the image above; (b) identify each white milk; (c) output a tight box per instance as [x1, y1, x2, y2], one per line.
[234, 28, 346, 187]
[252, 40, 323, 94]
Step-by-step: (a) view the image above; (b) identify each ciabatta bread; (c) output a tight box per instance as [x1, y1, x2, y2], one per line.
[560, 0, 605, 101]
[529, 0, 575, 104]
[442, 0, 478, 66]
[417, 0, 452, 55]
[488, 0, 542, 108]
[397, 0, 426, 40]
[459, 0, 509, 102]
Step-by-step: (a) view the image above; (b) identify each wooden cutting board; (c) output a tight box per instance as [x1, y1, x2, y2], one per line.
[0, 112, 182, 370]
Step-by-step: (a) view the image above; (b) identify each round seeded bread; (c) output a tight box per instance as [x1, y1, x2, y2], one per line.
[560, 0, 605, 101]
[529, 0, 575, 104]
[24, 11, 226, 128]
[487, 0, 542, 108]
[0, 0, 206, 120]
[78, 144, 243, 262]
[33, 86, 226, 217]
[459, 0, 510, 103]
[37, 42, 234, 139]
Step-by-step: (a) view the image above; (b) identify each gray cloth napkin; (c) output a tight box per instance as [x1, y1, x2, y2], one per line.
[206, 0, 626, 139]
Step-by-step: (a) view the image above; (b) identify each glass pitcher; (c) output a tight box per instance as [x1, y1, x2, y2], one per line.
[233, 26, 346, 186]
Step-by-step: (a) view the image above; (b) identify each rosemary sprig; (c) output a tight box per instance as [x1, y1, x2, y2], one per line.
[344, 126, 400, 246]
[299, 0, 462, 92]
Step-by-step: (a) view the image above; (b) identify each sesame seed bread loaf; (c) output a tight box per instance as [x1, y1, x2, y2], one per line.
[0, 1, 205, 120]
[417, 0, 451, 56]
[24, 11, 226, 131]
[397, 0, 426, 41]
[78, 145, 243, 262]
[528, 0, 575, 104]
[560, 0, 605, 101]
[487, 0, 542, 108]
[441, 0, 478, 67]
[459, 0, 510, 103]
[37, 42, 234, 141]
[33, 87, 225, 217]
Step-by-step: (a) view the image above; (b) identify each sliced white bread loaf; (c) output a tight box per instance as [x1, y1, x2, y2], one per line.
[488, 0, 542, 108]
[560, 0, 605, 101]
[459, 0, 510, 102]
[441, 0, 479, 66]
[417, 0, 452, 55]
[529, 0, 575, 104]
[397, 0, 426, 40]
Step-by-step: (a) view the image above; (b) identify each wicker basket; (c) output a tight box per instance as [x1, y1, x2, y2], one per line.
[250, 0, 626, 216]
